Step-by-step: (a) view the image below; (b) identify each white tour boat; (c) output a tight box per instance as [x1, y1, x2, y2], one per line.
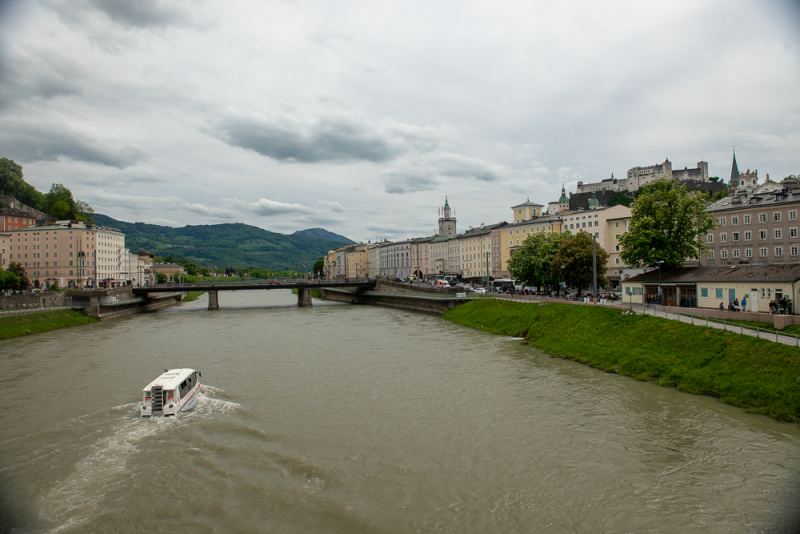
[141, 368, 201, 417]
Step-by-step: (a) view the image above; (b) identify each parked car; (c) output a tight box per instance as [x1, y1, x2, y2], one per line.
[473, 287, 487, 294]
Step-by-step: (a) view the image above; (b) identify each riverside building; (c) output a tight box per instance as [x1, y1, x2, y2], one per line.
[6, 220, 126, 289]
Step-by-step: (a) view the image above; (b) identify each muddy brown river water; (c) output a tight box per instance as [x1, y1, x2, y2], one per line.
[1, 290, 799, 533]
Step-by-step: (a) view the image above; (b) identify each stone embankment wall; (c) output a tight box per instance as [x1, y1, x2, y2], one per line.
[67, 286, 183, 318]
[321, 281, 469, 313]
[0, 291, 65, 308]
[375, 280, 459, 295]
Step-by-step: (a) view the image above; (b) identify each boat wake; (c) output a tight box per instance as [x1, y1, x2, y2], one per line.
[35, 387, 239, 533]
[40, 415, 177, 533]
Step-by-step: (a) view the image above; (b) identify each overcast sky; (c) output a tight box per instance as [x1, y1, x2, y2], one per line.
[1, 0, 799, 242]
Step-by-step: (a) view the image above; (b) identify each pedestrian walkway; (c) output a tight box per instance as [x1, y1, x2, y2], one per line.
[492, 294, 800, 347]
[0, 306, 69, 318]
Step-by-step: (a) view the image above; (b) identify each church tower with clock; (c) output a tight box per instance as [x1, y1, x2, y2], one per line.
[438, 197, 457, 237]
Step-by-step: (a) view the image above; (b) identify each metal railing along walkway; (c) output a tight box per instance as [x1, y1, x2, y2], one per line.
[491, 293, 800, 347]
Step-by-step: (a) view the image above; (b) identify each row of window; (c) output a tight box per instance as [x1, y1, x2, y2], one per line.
[23, 260, 94, 268]
[718, 211, 798, 226]
[510, 225, 554, 235]
[567, 221, 599, 230]
[708, 246, 797, 259]
[700, 288, 782, 299]
[708, 229, 800, 243]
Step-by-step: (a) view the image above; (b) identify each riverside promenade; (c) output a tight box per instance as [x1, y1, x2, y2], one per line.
[492, 293, 800, 347]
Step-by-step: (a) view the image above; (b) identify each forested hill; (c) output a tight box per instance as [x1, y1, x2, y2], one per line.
[93, 214, 345, 270]
[292, 227, 353, 243]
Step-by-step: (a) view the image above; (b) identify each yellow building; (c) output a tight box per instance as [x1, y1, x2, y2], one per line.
[344, 245, 369, 278]
[459, 223, 506, 281]
[511, 198, 544, 223]
[498, 215, 562, 279]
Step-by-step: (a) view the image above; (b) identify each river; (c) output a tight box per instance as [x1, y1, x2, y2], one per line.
[1, 290, 798, 533]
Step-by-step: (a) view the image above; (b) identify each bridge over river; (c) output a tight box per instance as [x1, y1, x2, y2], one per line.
[132, 280, 377, 309]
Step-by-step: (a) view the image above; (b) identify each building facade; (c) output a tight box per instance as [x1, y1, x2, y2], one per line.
[498, 215, 562, 279]
[5, 220, 126, 289]
[703, 186, 800, 266]
[380, 241, 412, 279]
[458, 223, 502, 281]
[621, 264, 800, 313]
[0, 207, 37, 232]
[429, 236, 451, 276]
[410, 237, 432, 278]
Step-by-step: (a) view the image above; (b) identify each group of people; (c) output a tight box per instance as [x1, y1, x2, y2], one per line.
[645, 294, 663, 305]
[721, 297, 746, 312]
[717, 296, 794, 314]
[769, 298, 792, 314]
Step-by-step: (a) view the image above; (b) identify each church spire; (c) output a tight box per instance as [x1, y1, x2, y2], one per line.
[558, 184, 569, 204]
[730, 148, 739, 183]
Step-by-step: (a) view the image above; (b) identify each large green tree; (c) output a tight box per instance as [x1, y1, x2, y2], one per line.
[553, 230, 609, 292]
[6, 262, 30, 290]
[313, 256, 324, 276]
[0, 268, 20, 290]
[0, 158, 44, 210]
[43, 183, 94, 222]
[619, 179, 715, 268]
[507, 231, 570, 289]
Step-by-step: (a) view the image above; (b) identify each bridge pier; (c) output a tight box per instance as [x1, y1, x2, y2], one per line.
[297, 288, 313, 307]
[208, 291, 220, 311]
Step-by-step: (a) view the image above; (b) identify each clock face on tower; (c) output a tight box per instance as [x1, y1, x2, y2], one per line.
[447, 226, 453, 231]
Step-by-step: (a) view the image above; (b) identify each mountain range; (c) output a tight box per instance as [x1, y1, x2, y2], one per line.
[92, 214, 351, 270]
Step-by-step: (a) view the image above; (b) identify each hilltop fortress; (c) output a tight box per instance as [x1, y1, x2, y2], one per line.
[576, 159, 710, 194]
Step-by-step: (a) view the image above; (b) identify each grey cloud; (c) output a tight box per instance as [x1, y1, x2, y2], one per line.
[224, 198, 315, 217]
[0, 119, 144, 168]
[210, 113, 441, 164]
[317, 200, 346, 213]
[47, 0, 194, 29]
[212, 116, 394, 163]
[88, 0, 191, 28]
[382, 171, 437, 194]
[0, 47, 84, 109]
[89, 191, 234, 220]
[381, 154, 505, 194]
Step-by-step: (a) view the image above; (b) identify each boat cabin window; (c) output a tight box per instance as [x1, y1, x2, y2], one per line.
[179, 374, 196, 398]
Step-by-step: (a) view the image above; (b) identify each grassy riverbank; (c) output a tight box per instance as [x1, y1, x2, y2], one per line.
[0, 310, 99, 340]
[442, 300, 800, 422]
[182, 291, 207, 302]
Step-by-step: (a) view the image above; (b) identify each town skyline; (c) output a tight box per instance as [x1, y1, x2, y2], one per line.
[0, 0, 798, 243]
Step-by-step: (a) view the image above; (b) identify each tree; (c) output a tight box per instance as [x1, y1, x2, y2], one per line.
[156, 273, 167, 284]
[609, 191, 633, 208]
[619, 179, 715, 269]
[7, 262, 30, 290]
[710, 187, 728, 201]
[553, 231, 609, 292]
[313, 256, 324, 276]
[0, 158, 44, 210]
[507, 231, 570, 289]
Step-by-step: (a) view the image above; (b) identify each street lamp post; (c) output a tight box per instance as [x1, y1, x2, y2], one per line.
[592, 233, 597, 302]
